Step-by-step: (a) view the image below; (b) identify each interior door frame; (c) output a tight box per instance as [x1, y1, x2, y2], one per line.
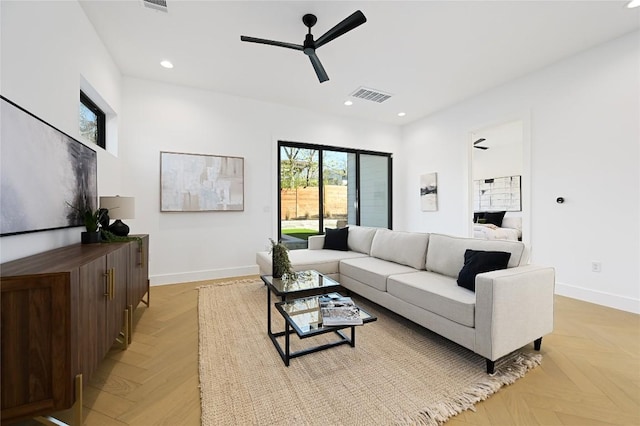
[467, 113, 532, 245]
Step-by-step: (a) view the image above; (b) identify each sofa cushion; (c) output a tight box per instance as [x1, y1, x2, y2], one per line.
[457, 250, 511, 291]
[370, 229, 429, 270]
[387, 271, 476, 327]
[340, 256, 418, 292]
[255, 249, 367, 276]
[426, 233, 525, 278]
[323, 227, 349, 251]
[347, 225, 378, 255]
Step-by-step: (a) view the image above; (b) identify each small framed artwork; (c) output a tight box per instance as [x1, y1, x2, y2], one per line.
[420, 172, 438, 212]
[160, 151, 244, 212]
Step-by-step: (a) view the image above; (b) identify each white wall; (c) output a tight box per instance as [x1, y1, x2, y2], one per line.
[399, 31, 640, 313]
[119, 77, 400, 285]
[2, 1, 637, 314]
[0, 1, 400, 278]
[0, 0, 123, 262]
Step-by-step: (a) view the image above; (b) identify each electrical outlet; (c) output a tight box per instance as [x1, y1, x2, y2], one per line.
[591, 261, 602, 273]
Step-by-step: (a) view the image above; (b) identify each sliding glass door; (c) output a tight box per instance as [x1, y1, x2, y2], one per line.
[322, 150, 352, 229]
[359, 153, 390, 228]
[278, 142, 391, 249]
[280, 146, 320, 248]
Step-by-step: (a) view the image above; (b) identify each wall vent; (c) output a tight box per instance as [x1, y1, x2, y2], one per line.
[350, 87, 393, 103]
[142, 0, 168, 12]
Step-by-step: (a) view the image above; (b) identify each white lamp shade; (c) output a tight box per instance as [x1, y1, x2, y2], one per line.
[100, 196, 135, 219]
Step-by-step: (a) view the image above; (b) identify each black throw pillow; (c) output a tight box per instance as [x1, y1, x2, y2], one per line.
[473, 212, 485, 223]
[483, 211, 506, 227]
[457, 249, 511, 292]
[323, 227, 349, 251]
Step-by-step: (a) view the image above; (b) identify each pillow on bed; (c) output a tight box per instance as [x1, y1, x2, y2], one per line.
[323, 227, 349, 251]
[473, 212, 485, 223]
[483, 211, 506, 227]
[457, 249, 511, 291]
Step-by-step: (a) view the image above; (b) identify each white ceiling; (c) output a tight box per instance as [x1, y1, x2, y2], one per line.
[79, 0, 640, 125]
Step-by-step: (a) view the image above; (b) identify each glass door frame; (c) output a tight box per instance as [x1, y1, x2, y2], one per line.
[277, 140, 393, 243]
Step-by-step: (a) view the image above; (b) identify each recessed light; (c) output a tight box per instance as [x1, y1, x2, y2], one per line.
[397, 112, 406, 117]
[628, 0, 640, 8]
[160, 60, 174, 69]
[344, 100, 353, 106]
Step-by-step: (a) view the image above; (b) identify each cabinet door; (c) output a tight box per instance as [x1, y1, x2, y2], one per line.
[128, 236, 149, 310]
[78, 256, 108, 382]
[105, 245, 129, 349]
[0, 274, 73, 421]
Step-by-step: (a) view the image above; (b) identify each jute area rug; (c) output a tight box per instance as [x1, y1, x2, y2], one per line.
[198, 279, 541, 425]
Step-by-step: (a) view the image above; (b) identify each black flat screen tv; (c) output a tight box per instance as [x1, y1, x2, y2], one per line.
[1, 96, 98, 236]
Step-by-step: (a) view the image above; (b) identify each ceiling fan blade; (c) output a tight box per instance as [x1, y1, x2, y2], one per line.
[474, 146, 489, 150]
[308, 52, 329, 83]
[240, 36, 303, 51]
[315, 10, 366, 49]
[474, 138, 486, 145]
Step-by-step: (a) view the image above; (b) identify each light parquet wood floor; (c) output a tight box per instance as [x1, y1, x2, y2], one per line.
[53, 277, 640, 425]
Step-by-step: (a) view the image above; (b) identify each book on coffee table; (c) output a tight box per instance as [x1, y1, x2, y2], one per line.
[319, 295, 363, 326]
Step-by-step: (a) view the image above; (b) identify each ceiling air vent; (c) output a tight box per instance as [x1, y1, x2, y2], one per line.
[350, 87, 393, 103]
[142, 0, 168, 12]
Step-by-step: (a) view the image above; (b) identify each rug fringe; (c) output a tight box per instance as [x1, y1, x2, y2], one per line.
[399, 353, 542, 425]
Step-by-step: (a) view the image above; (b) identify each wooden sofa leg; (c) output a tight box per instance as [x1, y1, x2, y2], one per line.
[534, 337, 542, 351]
[486, 359, 495, 374]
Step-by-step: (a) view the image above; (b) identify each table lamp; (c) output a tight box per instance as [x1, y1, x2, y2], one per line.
[99, 196, 135, 236]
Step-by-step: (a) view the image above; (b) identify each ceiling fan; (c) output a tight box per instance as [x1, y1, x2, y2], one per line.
[240, 10, 367, 83]
[473, 138, 489, 150]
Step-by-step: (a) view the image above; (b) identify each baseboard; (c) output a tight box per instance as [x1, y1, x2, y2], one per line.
[555, 281, 640, 314]
[150, 265, 260, 286]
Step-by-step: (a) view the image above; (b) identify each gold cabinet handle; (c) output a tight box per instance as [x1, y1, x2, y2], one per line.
[110, 268, 115, 301]
[104, 269, 115, 300]
[138, 245, 145, 267]
[104, 272, 110, 297]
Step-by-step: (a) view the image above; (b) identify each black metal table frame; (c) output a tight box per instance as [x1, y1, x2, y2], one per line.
[271, 295, 362, 366]
[261, 273, 374, 366]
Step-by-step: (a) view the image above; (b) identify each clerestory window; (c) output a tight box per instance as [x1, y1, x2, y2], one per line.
[79, 91, 106, 148]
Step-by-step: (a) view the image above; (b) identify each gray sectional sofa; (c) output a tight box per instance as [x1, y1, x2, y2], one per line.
[256, 226, 555, 373]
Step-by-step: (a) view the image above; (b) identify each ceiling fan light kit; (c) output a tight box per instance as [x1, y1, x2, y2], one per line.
[240, 10, 367, 83]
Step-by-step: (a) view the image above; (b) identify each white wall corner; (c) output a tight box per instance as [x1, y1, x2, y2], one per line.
[555, 281, 640, 314]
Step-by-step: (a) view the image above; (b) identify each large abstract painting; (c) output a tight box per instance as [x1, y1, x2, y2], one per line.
[160, 151, 244, 212]
[0, 96, 97, 236]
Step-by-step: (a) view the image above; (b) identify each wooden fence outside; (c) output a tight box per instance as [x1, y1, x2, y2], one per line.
[281, 185, 347, 220]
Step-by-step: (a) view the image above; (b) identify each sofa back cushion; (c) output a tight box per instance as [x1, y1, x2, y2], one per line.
[370, 229, 429, 270]
[426, 233, 525, 278]
[347, 226, 378, 255]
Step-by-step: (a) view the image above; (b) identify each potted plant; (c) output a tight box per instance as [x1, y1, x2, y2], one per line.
[269, 238, 295, 279]
[67, 202, 106, 244]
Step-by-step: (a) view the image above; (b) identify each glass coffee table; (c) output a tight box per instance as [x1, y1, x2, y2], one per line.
[261, 270, 376, 366]
[261, 270, 341, 336]
[274, 293, 376, 366]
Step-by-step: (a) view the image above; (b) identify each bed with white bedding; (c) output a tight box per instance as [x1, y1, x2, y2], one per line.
[473, 213, 522, 241]
[473, 223, 521, 240]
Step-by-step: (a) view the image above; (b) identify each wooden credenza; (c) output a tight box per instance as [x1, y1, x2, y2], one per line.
[0, 235, 149, 424]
